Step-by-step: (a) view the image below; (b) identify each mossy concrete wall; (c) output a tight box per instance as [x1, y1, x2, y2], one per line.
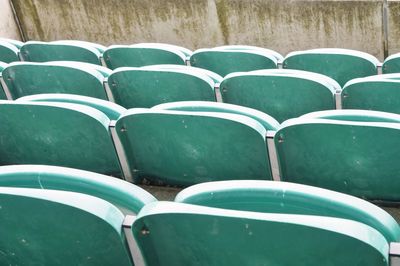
[9, 0, 392, 60]
[0, 0, 21, 40]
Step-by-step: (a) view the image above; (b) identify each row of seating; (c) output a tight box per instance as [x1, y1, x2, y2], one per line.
[3, 38, 400, 85]
[3, 62, 400, 122]
[0, 164, 398, 265]
[0, 98, 400, 203]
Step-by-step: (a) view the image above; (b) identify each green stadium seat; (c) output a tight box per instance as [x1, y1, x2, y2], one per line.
[175, 180, 400, 242]
[283, 48, 380, 86]
[115, 109, 272, 185]
[0, 165, 156, 214]
[190, 46, 280, 77]
[383, 53, 400, 74]
[132, 201, 388, 266]
[131, 43, 192, 58]
[52, 40, 106, 53]
[49, 60, 112, 77]
[0, 101, 121, 176]
[140, 64, 223, 83]
[219, 69, 337, 122]
[0, 40, 19, 63]
[107, 68, 216, 108]
[0, 187, 133, 265]
[20, 41, 102, 65]
[17, 94, 126, 120]
[300, 109, 400, 122]
[0, 62, 8, 99]
[342, 75, 400, 114]
[0, 38, 24, 49]
[2, 62, 108, 100]
[103, 43, 188, 69]
[275, 110, 400, 201]
[153, 101, 280, 130]
[217, 45, 284, 62]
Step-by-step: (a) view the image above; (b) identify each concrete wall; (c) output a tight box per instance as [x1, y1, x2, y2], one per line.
[0, 0, 21, 40]
[9, 0, 393, 60]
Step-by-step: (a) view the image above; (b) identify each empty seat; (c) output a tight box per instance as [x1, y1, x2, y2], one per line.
[301, 109, 400, 122]
[103, 43, 189, 69]
[0, 40, 19, 63]
[140, 64, 223, 83]
[18, 94, 126, 120]
[190, 46, 281, 77]
[153, 101, 280, 130]
[0, 62, 7, 99]
[115, 109, 272, 185]
[49, 60, 112, 77]
[175, 180, 400, 242]
[219, 69, 337, 122]
[0, 188, 133, 265]
[283, 48, 380, 86]
[0, 101, 121, 176]
[0, 165, 156, 214]
[275, 110, 400, 201]
[383, 53, 400, 74]
[0, 38, 23, 49]
[342, 75, 400, 114]
[107, 68, 216, 108]
[20, 41, 102, 65]
[217, 45, 284, 62]
[52, 40, 106, 53]
[2, 62, 108, 100]
[132, 201, 388, 266]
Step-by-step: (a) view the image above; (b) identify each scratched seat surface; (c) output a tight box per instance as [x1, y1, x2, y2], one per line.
[0, 187, 133, 266]
[283, 48, 379, 86]
[153, 101, 280, 130]
[115, 109, 272, 185]
[103, 43, 188, 69]
[190, 47, 280, 77]
[342, 75, 400, 114]
[219, 69, 337, 122]
[2, 62, 108, 100]
[0, 165, 156, 214]
[132, 201, 389, 266]
[18, 93, 126, 120]
[175, 180, 400, 242]
[0, 40, 19, 63]
[0, 101, 121, 176]
[20, 41, 102, 65]
[275, 110, 400, 201]
[107, 68, 216, 108]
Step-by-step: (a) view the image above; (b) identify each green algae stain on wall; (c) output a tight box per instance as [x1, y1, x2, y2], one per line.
[215, 0, 229, 44]
[11, 0, 45, 40]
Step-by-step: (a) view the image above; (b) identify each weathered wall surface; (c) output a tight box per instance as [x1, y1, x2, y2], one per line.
[0, 0, 21, 40]
[9, 0, 390, 60]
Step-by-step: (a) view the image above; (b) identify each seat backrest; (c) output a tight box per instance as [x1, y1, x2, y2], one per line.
[0, 40, 19, 63]
[20, 41, 102, 65]
[383, 53, 400, 74]
[132, 201, 388, 266]
[140, 64, 223, 83]
[0, 165, 156, 214]
[219, 69, 336, 122]
[115, 109, 272, 185]
[0, 101, 121, 176]
[300, 109, 400, 122]
[107, 68, 216, 108]
[52, 40, 106, 53]
[153, 101, 280, 130]
[103, 45, 187, 69]
[0, 38, 24, 49]
[131, 43, 192, 57]
[216, 45, 284, 62]
[275, 111, 400, 201]
[0, 62, 8, 99]
[18, 93, 126, 120]
[283, 48, 379, 86]
[48, 61, 112, 77]
[342, 76, 400, 114]
[175, 180, 400, 242]
[190, 48, 278, 77]
[0, 187, 133, 265]
[2, 62, 108, 100]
